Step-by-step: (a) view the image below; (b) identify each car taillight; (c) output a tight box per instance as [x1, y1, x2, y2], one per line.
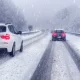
[52, 32, 57, 37]
[1, 34, 10, 40]
[62, 32, 66, 37]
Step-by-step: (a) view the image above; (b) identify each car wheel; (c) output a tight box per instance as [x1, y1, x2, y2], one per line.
[63, 38, 66, 41]
[10, 43, 15, 57]
[20, 41, 23, 52]
[52, 38, 54, 41]
[52, 38, 56, 41]
[54, 39, 56, 41]
[53, 39, 56, 41]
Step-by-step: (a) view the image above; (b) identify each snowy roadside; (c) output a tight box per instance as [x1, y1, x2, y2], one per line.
[22, 31, 42, 41]
[66, 33, 80, 55]
[23, 32, 45, 47]
[0, 34, 51, 80]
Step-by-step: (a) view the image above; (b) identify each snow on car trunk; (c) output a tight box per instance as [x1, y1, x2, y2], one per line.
[0, 34, 51, 80]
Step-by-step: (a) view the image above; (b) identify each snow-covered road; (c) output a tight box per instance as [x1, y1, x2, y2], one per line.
[67, 34, 80, 53]
[0, 33, 80, 80]
[51, 42, 80, 80]
[0, 33, 51, 80]
[31, 33, 80, 80]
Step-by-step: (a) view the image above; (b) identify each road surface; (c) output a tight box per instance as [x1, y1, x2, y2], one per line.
[0, 33, 80, 80]
[31, 34, 80, 80]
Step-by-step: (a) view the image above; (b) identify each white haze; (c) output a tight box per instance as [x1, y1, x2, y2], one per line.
[12, 0, 79, 28]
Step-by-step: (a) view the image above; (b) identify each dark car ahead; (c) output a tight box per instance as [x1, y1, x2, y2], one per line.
[52, 30, 66, 41]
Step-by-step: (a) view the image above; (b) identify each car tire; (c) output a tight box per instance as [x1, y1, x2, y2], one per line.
[63, 38, 66, 41]
[52, 37, 56, 41]
[10, 43, 15, 57]
[52, 38, 56, 41]
[20, 41, 23, 52]
[52, 38, 54, 41]
[54, 39, 56, 41]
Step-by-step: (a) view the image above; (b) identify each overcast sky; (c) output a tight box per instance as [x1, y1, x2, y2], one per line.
[12, 0, 79, 27]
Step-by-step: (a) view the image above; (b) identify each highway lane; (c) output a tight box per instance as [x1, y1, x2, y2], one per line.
[0, 33, 51, 80]
[0, 33, 80, 80]
[31, 41, 53, 80]
[31, 41, 80, 80]
[64, 42, 80, 72]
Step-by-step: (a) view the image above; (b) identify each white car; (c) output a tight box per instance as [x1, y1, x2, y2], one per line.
[0, 23, 23, 57]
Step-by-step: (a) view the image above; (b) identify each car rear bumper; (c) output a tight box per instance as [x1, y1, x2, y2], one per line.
[0, 42, 13, 52]
[0, 48, 7, 52]
[52, 36, 66, 40]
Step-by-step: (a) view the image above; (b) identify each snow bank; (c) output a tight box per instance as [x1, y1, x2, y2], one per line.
[23, 31, 45, 47]
[67, 34, 80, 50]
[0, 34, 51, 80]
[22, 31, 42, 41]
[66, 34, 80, 55]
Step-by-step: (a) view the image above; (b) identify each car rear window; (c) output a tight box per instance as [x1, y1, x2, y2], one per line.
[55, 30, 64, 33]
[0, 26, 6, 32]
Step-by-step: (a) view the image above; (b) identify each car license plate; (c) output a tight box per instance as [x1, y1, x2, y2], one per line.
[58, 36, 61, 38]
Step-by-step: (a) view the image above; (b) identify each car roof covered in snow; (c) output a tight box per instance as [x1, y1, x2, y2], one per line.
[0, 23, 13, 27]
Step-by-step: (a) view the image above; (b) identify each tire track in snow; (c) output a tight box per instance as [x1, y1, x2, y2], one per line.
[64, 42, 80, 72]
[31, 41, 54, 80]
[31, 41, 80, 80]
[51, 42, 71, 80]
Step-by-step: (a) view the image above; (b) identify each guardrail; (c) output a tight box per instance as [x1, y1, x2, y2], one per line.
[22, 30, 41, 35]
[22, 30, 42, 39]
[22, 31, 45, 47]
[22, 31, 43, 41]
[66, 32, 80, 36]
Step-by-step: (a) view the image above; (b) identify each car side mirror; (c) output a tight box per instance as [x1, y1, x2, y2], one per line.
[17, 31, 22, 35]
